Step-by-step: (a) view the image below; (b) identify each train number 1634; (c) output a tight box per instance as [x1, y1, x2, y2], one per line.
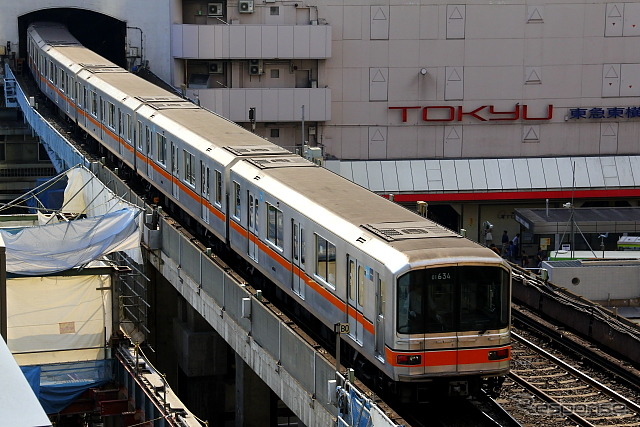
[431, 272, 451, 280]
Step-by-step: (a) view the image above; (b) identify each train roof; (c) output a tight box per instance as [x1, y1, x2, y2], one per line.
[153, 108, 276, 150]
[244, 161, 504, 266]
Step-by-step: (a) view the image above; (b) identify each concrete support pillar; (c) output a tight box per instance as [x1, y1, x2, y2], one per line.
[235, 353, 273, 427]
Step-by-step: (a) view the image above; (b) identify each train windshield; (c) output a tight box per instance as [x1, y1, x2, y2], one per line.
[396, 266, 509, 334]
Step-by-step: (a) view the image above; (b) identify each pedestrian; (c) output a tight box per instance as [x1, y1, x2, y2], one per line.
[536, 246, 546, 267]
[507, 240, 516, 262]
[512, 233, 520, 259]
[521, 251, 529, 267]
[489, 243, 501, 256]
[501, 230, 509, 254]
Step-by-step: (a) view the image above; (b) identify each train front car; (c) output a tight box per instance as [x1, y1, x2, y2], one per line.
[385, 232, 511, 401]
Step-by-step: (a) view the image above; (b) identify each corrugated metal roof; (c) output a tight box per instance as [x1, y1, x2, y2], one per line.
[325, 155, 640, 194]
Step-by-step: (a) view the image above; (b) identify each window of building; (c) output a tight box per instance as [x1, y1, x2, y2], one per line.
[183, 149, 195, 186]
[270, 69, 279, 78]
[233, 181, 241, 218]
[315, 234, 336, 287]
[270, 128, 280, 138]
[270, 6, 279, 15]
[157, 133, 167, 165]
[215, 170, 222, 206]
[266, 203, 284, 249]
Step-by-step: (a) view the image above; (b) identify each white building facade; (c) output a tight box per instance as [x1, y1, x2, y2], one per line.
[3, 1, 640, 242]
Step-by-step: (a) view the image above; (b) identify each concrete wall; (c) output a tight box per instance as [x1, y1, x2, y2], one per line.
[543, 261, 640, 301]
[0, 0, 172, 82]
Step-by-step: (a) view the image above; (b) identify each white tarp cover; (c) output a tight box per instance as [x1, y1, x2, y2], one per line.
[63, 166, 143, 264]
[62, 167, 129, 217]
[0, 207, 140, 275]
[0, 338, 51, 426]
[7, 274, 112, 366]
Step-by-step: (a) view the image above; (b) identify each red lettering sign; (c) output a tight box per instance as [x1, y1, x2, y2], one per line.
[389, 104, 554, 122]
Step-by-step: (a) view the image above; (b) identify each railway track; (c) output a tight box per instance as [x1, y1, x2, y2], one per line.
[405, 392, 522, 427]
[498, 314, 640, 426]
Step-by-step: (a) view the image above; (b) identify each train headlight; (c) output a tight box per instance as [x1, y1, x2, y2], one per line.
[396, 354, 421, 365]
[488, 348, 510, 360]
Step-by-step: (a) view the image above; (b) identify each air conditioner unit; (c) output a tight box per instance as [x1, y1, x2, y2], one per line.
[239, 0, 254, 13]
[248, 59, 263, 75]
[208, 2, 224, 17]
[209, 61, 224, 74]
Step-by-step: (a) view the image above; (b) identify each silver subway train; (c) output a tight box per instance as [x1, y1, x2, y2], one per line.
[27, 22, 511, 400]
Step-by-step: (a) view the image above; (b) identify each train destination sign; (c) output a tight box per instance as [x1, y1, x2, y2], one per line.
[389, 104, 554, 122]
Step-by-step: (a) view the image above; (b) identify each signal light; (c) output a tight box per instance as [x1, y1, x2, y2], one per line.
[488, 348, 509, 360]
[396, 354, 421, 365]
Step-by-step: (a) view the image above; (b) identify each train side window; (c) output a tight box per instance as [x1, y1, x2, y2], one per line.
[348, 260, 356, 301]
[145, 126, 151, 155]
[107, 103, 115, 129]
[266, 202, 283, 249]
[378, 277, 386, 311]
[357, 265, 365, 306]
[294, 224, 299, 261]
[126, 114, 132, 142]
[315, 233, 336, 287]
[136, 121, 142, 150]
[201, 162, 210, 199]
[157, 133, 167, 165]
[214, 170, 222, 206]
[60, 70, 66, 92]
[183, 150, 195, 186]
[90, 91, 98, 117]
[233, 181, 241, 218]
[300, 228, 305, 266]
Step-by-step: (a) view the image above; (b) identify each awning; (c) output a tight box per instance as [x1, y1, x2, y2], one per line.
[324, 155, 640, 201]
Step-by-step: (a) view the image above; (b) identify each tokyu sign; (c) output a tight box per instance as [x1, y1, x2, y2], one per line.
[389, 104, 554, 122]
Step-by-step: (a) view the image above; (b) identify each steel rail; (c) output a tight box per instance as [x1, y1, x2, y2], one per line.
[512, 332, 640, 415]
[512, 306, 640, 394]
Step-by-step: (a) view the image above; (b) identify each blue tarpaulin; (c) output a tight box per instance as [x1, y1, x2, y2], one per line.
[21, 360, 112, 414]
[337, 386, 372, 427]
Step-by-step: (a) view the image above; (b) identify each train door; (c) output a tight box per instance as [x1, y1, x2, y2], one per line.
[145, 126, 153, 180]
[117, 108, 123, 156]
[201, 161, 210, 224]
[247, 190, 259, 262]
[347, 256, 364, 346]
[422, 269, 457, 375]
[171, 141, 179, 200]
[291, 220, 305, 298]
[65, 74, 72, 115]
[374, 272, 385, 360]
